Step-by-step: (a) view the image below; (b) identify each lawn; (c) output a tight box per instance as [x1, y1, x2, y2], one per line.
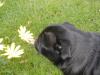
[0, 0, 100, 75]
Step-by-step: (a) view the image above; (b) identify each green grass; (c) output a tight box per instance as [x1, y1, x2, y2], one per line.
[0, 0, 100, 75]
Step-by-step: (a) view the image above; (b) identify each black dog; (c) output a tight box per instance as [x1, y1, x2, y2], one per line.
[35, 22, 100, 75]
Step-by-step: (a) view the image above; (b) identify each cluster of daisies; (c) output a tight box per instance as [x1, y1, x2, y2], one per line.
[0, 26, 35, 59]
[0, 1, 35, 59]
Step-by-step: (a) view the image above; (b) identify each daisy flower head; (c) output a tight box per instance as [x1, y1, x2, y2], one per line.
[0, 38, 5, 50]
[1, 43, 24, 59]
[0, 1, 5, 7]
[18, 26, 35, 44]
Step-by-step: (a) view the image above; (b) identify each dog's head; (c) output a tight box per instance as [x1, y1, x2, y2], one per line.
[35, 23, 97, 75]
[35, 24, 73, 65]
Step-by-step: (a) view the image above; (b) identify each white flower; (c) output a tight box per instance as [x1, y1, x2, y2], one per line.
[0, 1, 4, 7]
[1, 43, 24, 59]
[18, 26, 35, 44]
[0, 38, 5, 50]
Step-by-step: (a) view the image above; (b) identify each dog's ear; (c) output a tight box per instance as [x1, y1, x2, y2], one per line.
[43, 32, 56, 47]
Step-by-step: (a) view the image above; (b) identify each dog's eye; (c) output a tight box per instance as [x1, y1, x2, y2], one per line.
[54, 44, 62, 51]
[57, 45, 62, 50]
[53, 44, 62, 55]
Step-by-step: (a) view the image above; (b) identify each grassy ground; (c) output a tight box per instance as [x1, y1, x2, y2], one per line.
[0, 0, 100, 75]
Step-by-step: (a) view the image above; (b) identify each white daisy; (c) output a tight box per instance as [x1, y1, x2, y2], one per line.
[1, 43, 24, 59]
[18, 26, 35, 44]
[0, 38, 5, 50]
[0, 1, 4, 7]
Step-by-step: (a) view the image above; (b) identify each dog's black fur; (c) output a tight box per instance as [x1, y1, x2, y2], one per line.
[35, 22, 100, 75]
